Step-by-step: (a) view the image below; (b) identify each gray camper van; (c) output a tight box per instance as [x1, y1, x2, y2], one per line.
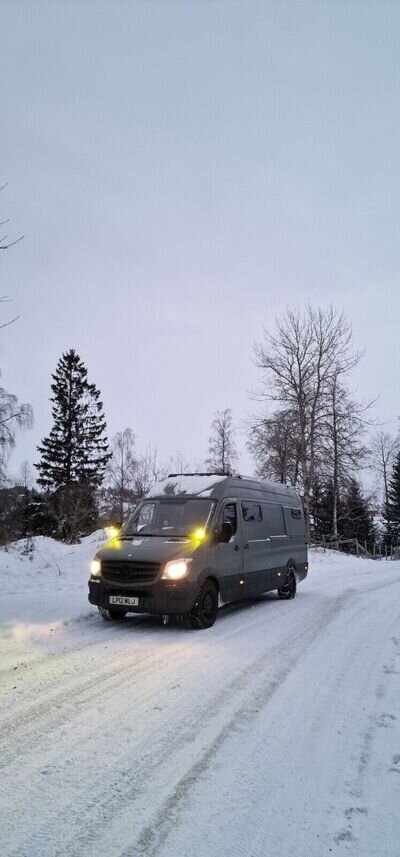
[89, 473, 308, 630]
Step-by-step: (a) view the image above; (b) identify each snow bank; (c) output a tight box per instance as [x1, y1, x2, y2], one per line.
[0, 531, 106, 628]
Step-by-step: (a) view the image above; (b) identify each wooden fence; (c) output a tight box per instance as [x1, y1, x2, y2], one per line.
[312, 537, 399, 560]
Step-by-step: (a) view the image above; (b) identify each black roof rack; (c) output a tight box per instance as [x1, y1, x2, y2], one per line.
[167, 471, 231, 478]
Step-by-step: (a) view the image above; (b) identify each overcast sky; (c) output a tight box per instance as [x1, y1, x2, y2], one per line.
[1, 1, 399, 479]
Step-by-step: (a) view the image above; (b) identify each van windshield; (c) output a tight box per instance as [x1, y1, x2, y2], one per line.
[121, 499, 215, 538]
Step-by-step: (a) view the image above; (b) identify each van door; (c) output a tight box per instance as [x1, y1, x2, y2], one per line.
[241, 500, 275, 595]
[213, 500, 243, 604]
[262, 503, 290, 588]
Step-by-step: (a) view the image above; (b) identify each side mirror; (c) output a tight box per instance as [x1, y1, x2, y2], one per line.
[217, 520, 233, 544]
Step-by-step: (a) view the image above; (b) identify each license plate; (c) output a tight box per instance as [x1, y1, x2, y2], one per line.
[109, 595, 139, 607]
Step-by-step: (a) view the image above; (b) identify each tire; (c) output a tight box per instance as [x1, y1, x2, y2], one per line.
[98, 606, 127, 621]
[188, 579, 219, 630]
[277, 565, 297, 600]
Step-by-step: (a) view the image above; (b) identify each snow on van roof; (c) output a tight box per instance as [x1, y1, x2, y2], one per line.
[146, 474, 227, 498]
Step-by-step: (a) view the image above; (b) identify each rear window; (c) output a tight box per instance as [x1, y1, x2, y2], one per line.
[242, 502, 262, 523]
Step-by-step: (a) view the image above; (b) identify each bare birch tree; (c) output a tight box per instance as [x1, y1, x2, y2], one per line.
[0, 186, 32, 481]
[1, 185, 23, 329]
[0, 183, 23, 252]
[134, 447, 169, 499]
[320, 372, 371, 538]
[253, 305, 361, 538]
[0, 382, 33, 484]
[247, 409, 301, 485]
[169, 453, 191, 475]
[106, 428, 138, 522]
[17, 460, 34, 491]
[370, 430, 399, 511]
[206, 408, 238, 474]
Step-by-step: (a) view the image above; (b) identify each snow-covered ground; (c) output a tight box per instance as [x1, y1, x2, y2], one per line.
[0, 537, 399, 856]
[0, 531, 105, 632]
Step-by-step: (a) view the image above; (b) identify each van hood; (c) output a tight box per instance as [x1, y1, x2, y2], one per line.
[96, 536, 195, 565]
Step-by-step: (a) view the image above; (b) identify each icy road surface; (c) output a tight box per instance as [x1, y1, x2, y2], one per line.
[0, 541, 399, 857]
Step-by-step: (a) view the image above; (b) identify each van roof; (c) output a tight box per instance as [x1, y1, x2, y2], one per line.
[145, 473, 301, 504]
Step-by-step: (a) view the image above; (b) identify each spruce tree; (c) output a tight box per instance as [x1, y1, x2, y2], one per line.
[385, 450, 400, 545]
[341, 479, 375, 545]
[35, 350, 111, 540]
[312, 481, 338, 541]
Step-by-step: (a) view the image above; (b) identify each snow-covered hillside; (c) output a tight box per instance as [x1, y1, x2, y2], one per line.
[0, 531, 105, 628]
[0, 538, 399, 856]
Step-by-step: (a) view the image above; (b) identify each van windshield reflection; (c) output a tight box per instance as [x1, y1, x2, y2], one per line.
[121, 499, 215, 538]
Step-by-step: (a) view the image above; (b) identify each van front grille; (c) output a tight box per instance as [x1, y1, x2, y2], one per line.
[102, 560, 160, 585]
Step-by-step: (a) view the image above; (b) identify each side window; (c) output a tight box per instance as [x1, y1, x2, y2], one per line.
[219, 502, 237, 536]
[263, 504, 286, 537]
[242, 502, 262, 523]
[283, 505, 304, 536]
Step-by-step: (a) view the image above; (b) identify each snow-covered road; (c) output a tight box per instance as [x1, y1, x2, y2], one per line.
[0, 543, 399, 857]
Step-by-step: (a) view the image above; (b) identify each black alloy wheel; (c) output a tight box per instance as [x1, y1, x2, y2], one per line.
[188, 579, 219, 630]
[277, 566, 297, 600]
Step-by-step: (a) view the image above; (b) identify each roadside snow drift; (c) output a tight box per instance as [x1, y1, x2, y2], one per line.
[0, 538, 399, 857]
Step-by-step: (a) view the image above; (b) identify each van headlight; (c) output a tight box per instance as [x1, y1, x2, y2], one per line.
[90, 559, 101, 577]
[162, 559, 192, 580]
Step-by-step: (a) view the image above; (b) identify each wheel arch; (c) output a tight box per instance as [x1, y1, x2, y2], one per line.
[197, 566, 221, 594]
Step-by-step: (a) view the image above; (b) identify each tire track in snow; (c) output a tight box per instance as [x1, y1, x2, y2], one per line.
[45, 595, 350, 857]
[0, 595, 316, 851]
[3, 570, 400, 857]
[143, 594, 400, 857]
[333, 626, 400, 851]
[0, 590, 310, 761]
[0, 640, 197, 767]
[4, 595, 347, 857]
[116, 593, 350, 857]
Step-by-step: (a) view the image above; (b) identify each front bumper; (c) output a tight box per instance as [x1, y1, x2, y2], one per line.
[88, 577, 198, 615]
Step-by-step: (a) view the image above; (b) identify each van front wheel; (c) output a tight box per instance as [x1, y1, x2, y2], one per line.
[188, 579, 218, 630]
